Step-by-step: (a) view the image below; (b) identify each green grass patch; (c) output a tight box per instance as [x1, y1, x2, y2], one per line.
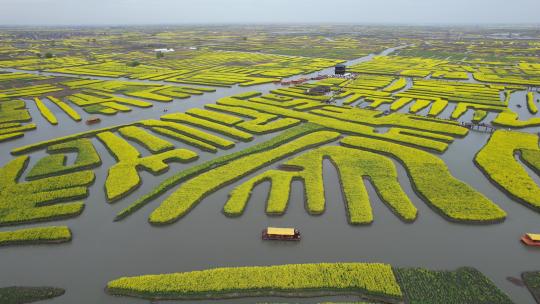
[522, 271, 540, 304]
[0, 286, 65, 304]
[395, 267, 513, 304]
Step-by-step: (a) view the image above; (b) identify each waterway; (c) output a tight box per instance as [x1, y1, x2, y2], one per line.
[0, 47, 539, 304]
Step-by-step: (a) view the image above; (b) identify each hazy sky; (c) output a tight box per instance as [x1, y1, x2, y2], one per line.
[1, 0, 539, 26]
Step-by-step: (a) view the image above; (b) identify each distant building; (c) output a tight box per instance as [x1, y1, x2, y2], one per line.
[153, 48, 175, 53]
[335, 64, 346, 75]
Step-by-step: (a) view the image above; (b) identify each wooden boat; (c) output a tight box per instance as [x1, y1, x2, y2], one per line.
[521, 233, 540, 247]
[262, 227, 300, 241]
[86, 117, 101, 125]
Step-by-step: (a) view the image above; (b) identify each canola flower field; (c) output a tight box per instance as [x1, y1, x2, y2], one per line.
[0, 25, 539, 304]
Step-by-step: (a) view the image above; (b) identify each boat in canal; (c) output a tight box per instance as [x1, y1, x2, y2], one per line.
[521, 233, 540, 247]
[86, 117, 101, 125]
[262, 227, 300, 241]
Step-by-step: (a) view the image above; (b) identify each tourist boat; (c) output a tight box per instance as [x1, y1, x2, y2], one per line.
[521, 233, 540, 247]
[262, 227, 300, 241]
[86, 117, 101, 125]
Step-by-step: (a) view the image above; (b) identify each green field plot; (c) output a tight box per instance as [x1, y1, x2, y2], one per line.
[107, 263, 402, 301]
[475, 130, 540, 211]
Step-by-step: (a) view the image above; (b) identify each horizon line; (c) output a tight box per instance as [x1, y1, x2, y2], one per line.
[0, 22, 540, 28]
